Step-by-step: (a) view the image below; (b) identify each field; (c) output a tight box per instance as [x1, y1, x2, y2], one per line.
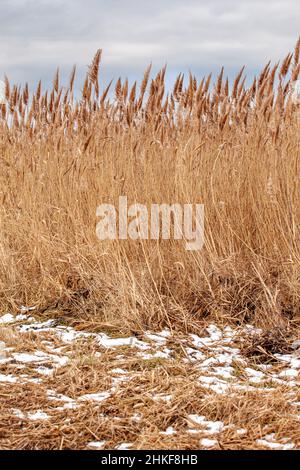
[1, 41, 300, 449]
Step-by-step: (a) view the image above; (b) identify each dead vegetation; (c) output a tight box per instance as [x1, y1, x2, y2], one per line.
[2, 40, 300, 330]
[0, 314, 299, 450]
[241, 327, 295, 363]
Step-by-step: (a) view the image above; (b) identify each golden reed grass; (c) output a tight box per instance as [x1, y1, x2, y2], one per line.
[1, 40, 300, 333]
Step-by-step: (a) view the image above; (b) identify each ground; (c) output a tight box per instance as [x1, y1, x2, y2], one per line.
[0, 311, 300, 450]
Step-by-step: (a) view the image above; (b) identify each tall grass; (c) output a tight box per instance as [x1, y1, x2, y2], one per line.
[1, 41, 300, 332]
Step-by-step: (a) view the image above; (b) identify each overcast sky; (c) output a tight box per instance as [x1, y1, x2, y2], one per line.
[1, 0, 300, 92]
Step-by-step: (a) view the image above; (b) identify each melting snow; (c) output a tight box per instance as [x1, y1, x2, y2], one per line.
[111, 368, 128, 375]
[189, 415, 224, 434]
[160, 426, 177, 435]
[236, 428, 247, 435]
[88, 441, 106, 449]
[28, 411, 50, 421]
[79, 391, 111, 403]
[145, 333, 167, 343]
[116, 443, 133, 450]
[12, 409, 26, 419]
[0, 314, 15, 324]
[200, 438, 218, 448]
[0, 373, 17, 383]
[20, 306, 36, 313]
[257, 438, 294, 450]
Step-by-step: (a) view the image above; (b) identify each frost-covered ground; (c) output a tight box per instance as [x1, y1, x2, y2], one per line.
[0, 311, 300, 449]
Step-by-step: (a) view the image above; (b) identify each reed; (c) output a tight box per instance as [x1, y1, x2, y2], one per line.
[1, 40, 300, 333]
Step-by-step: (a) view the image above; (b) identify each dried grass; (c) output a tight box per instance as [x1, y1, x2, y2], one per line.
[1, 333, 299, 450]
[1, 42, 300, 333]
[241, 327, 294, 363]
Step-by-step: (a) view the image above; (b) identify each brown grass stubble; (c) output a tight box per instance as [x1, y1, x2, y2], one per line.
[1, 41, 300, 333]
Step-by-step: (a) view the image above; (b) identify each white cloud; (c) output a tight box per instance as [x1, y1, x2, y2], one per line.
[0, 0, 299, 88]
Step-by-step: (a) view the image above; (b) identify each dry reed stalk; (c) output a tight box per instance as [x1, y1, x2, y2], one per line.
[1, 41, 300, 333]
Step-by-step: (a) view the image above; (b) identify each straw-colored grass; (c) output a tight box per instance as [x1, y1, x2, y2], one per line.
[1, 315, 300, 450]
[1, 40, 300, 333]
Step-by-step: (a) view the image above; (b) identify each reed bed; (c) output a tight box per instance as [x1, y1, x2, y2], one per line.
[1, 41, 300, 333]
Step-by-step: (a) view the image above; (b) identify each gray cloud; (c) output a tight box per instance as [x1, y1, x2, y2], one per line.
[0, 0, 299, 91]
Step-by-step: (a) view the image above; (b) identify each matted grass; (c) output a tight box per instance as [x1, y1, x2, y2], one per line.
[0, 314, 299, 450]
